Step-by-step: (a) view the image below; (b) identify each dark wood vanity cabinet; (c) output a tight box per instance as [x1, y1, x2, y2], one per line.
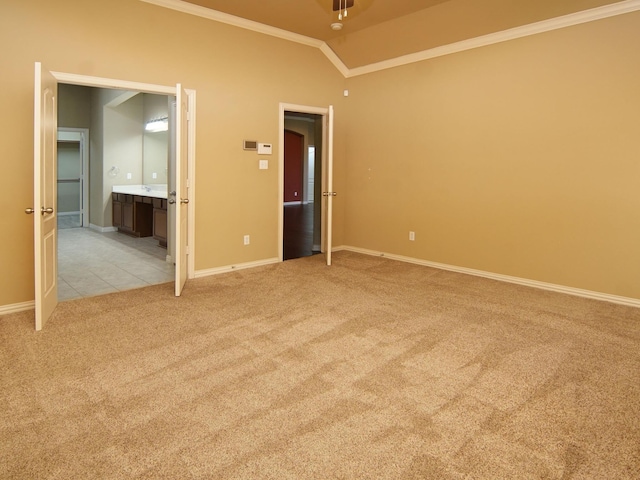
[112, 193, 152, 237]
[152, 198, 168, 247]
[112, 193, 167, 247]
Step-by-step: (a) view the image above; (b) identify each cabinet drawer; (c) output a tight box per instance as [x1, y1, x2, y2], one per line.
[152, 198, 166, 209]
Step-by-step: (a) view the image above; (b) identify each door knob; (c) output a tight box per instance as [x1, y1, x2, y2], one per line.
[25, 208, 35, 214]
[168, 198, 176, 204]
[41, 207, 54, 215]
[180, 198, 189, 204]
[169, 191, 176, 196]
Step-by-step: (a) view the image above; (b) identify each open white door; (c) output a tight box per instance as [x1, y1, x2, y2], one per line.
[32, 62, 58, 330]
[174, 84, 189, 296]
[324, 105, 336, 266]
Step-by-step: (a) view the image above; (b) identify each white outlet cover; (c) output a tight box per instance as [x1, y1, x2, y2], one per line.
[259, 159, 269, 170]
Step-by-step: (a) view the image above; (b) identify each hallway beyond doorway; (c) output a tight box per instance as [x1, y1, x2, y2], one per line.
[283, 203, 319, 260]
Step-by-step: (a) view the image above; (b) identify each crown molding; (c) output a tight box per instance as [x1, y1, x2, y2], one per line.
[347, 0, 640, 77]
[140, 0, 323, 48]
[319, 43, 350, 77]
[140, 0, 640, 79]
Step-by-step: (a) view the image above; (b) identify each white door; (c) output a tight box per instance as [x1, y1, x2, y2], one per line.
[324, 105, 336, 266]
[33, 62, 58, 330]
[174, 84, 189, 296]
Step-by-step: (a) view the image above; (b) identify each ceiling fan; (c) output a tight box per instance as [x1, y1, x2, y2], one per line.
[331, 0, 354, 29]
[333, 0, 354, 10]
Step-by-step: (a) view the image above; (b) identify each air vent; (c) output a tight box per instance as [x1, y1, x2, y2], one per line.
[243, 140, 257, 151]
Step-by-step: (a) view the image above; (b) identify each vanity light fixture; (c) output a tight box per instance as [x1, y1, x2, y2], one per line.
[145, 116, 169, 132]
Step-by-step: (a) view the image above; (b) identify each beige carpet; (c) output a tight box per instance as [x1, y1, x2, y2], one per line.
[1, 251, 639, 479]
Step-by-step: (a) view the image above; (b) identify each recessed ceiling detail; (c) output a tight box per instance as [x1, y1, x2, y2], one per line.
[145, 0, 639, 72]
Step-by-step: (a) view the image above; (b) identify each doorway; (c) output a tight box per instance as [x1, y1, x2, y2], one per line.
[56, 86, 175, 301]
[34, 65, 194, 329]
[283, 119, 322, 260]
[278, 103, 335, 265]
[57, 128, 89, 229]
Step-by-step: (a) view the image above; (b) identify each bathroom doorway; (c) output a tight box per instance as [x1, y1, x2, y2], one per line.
[56, 85, 175, 301]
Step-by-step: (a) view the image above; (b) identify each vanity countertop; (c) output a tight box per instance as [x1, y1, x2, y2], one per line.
[112, 184, 168, 199]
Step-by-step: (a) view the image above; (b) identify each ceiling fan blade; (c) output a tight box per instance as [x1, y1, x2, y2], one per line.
[333, 0, 354, 11]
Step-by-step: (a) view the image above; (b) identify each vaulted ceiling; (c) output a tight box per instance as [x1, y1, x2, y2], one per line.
[180, 0, 623, 68]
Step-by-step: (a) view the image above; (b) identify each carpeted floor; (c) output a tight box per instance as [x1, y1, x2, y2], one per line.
[1, 251, 639, 479]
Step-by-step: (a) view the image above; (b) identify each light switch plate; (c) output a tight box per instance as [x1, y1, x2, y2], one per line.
[259, 159, 269, 170]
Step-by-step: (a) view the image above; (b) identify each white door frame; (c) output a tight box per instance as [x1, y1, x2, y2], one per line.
[51, 71, 197, 278]
[278, 103, 332, 263]
[57, 127, 89, 227]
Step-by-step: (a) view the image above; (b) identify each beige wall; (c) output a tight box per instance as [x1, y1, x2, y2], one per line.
[58, 84, 91, 129]
[0, 0, 345, 307]
[1, 0, 638, 310]
[344, 12, 640, 299]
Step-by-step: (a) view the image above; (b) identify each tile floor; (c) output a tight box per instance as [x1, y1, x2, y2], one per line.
[58, 227, 174, 301]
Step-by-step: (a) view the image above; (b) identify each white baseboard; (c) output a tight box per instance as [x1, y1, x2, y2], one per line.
[194, 257, 280, 278]
[0, 301, 35, 316]
[338, 246, 640, 308]
[89, 224, 117, 233]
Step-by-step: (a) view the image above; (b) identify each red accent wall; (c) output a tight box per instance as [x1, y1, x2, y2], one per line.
[284, 130, 304, 203]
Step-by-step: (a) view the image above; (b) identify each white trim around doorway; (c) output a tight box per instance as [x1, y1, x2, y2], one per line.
[51, 72, 196, 280]
[278, 102, 329, 263]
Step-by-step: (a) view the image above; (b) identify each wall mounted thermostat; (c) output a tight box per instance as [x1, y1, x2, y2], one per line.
[258, 143, 272, 155]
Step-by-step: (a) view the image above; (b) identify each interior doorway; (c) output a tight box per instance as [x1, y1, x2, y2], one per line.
[57, 128, 89, 229]
[283, 113, 323, 260]
[34, 64, 194, 329]
[56, 86, 175, 301]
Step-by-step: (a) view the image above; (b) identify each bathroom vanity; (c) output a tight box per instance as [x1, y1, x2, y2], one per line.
[112, 185, 168, 247]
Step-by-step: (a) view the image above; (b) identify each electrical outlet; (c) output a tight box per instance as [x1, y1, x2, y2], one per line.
[409, 231, 415, 241]
[152, 172, 157, 179]
[243, 235, 250, 245]
[126, 172, 132, 180]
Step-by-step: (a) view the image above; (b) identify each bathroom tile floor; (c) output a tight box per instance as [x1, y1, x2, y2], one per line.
[58, 227, 174, 301]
